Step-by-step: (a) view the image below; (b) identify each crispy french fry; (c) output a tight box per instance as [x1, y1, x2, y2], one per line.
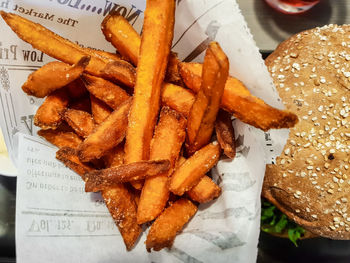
[22, 56, 89, 98]
[93, 49, 121, 61]
[146, 198, 197, 252]
[85, 160, 170, 192]
[187, 176, 221, 203]
[169, 142, 221, 196]
[165, 52, 183, 84]
[78, 98, 132, 162]
[90, 94, 112, 124]
[0, 11, 136, 87]
[101, 14, 140, 66]
[101, 14, 181, 83]
[81, 74, 130, 110]
[65, 78, 88, 99]
[69, 96, 91, 113]
[215, 109, 236, 159]
[102, 143, 125, 168]
[99, 144, 141, 251]
[137, 107, 186, 224]
[34, 88, 69, 129]
[38, 128, 82, 149]
[186, 42, 229, 155]
[63, 109, 95, 138]
[179, 62, 298, 131]
[56, 147, 94, 180]
[161, 83, 195, 117]
[124, 0, 175, 190]
[176, 155, 187, 168]
[102, 185, 142, 251]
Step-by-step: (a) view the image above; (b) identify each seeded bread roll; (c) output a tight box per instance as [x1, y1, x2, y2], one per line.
[263, 25, 350, 239]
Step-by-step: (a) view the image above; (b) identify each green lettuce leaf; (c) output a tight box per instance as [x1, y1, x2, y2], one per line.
[261, 199, 305, 246]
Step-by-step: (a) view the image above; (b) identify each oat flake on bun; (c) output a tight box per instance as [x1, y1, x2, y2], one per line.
[263, 24, 350, 239]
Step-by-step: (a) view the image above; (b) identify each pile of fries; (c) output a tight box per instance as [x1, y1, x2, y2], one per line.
[1, 0, 297, 252]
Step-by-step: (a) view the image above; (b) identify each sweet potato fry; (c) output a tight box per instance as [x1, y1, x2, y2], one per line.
[65, 78, 88, 99]
[38, 128, 82, 149]
[215, 109, 236, 159]
[146, 198, 197, 252]
[69, 96, 91, 113]
[81, 74, 130, 110]
[102, 143, 125, 168]
[169, 142, 221, 196]
[179, 62, 298, 131]
[137, 107, 186, 224]
[101, 13, 181, 83]
[85, 160, 170, 192]
[78, 98, 132, 162]
[34, 88, 69, 129]
[90, 94, 112, 124]
[186, 42, 229, 155]
[63, 109, 95, 138]
[98, 145, 141, 251]
[165, 52, 183, 84]
[102, 185, 142, 251]
[187, 176, 221, 203]
[56, 147, 94, 180]
[101, 14, 140, 66]
[93, 49, 121, 61]
[0, 11, 136, 87]
[124, 0, 175, 189]
[161, 83, 195, 117]
[22, 56, 89, 98]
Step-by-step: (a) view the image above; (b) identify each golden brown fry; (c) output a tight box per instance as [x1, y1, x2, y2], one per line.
[187, 176, 221, 203]
[93, 49, 121, 61]
[215, 109, 236, 159]
[65, 78, 88, 99]
[165, 52, 183, 84]
[85, 160, 170, 192]
[169, 142, 221, 196]
[124, 0, 175, 190]
[101, 14, 181, 83]
[137, 107, 186, 224]
[176, 155, 187, 168]
[179, 62, 298, 131]
[102, 143, 125, 168]
[186, 42, 229, 155]
[146, 198, 197, 252]
[102, 185, 142, 251]
[34, 88, 68, 130]
[101, 14, 140, 66]
[161, 83, 195, 117]
[90, 94, 112, 124]
[38, 128, 82, 149]
[99, 145, 141, 251]
[78, 98, 132, 162]
[22, 56, 89, 98]
[0, 11, 136, 87]
[81, 74, 130, 110]
[69, 96, 91, 113]
[63, 109, 95, 138]
[56, 147, 94, 180]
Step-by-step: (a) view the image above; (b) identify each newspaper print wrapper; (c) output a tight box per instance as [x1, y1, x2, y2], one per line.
[0, 0, 290, 262]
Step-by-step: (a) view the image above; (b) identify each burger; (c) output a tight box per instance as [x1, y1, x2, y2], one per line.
[262, 24, 350, 243]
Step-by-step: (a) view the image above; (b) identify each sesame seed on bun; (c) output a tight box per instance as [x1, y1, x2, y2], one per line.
[263, 25, 350, 239]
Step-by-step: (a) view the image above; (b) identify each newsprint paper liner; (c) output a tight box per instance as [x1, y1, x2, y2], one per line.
[0, 0, 290, 262]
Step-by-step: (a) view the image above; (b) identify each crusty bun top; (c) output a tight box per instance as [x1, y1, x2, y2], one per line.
[263, 24, 350, 239]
